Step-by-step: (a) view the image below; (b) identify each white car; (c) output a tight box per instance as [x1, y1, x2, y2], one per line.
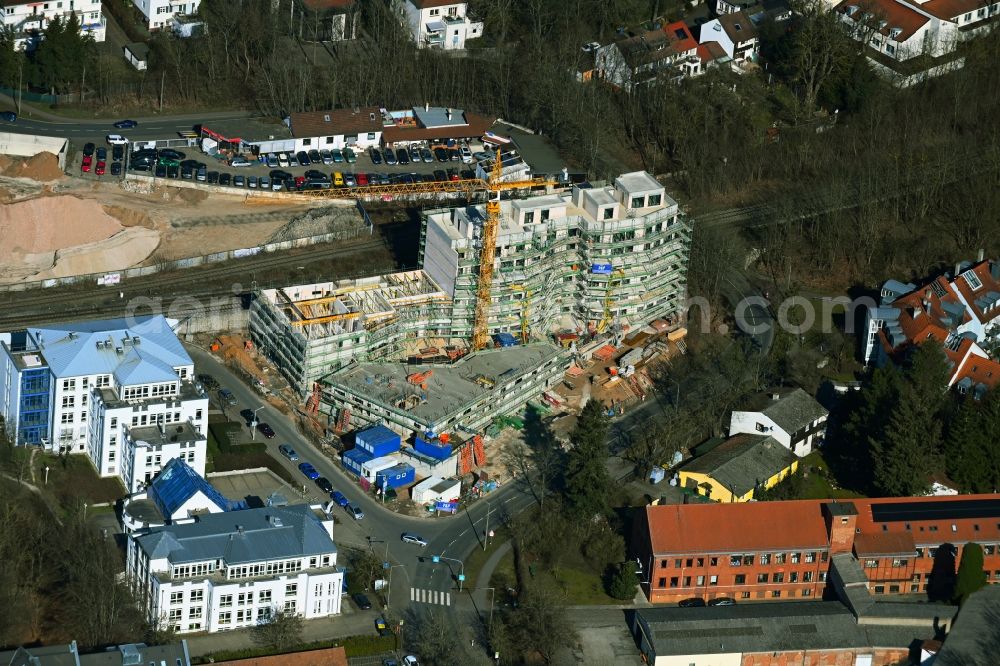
[460, 146, 473, 163]
[403, 657, 419, 666]
[106, 134, 128, 145]
[349, 505, 364, 520]
[277, 153, 289, 167]
[401, 533, 427, 547]
[230, 156, 253, 167]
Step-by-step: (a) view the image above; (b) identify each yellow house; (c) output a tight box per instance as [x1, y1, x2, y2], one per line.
[679, 434, 799, 503]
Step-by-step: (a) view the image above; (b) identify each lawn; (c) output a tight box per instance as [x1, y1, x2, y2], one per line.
[464, 525, 512, 587]
[498, 548, 622, 606]
[34, 452, 126, 506]
[798, 450, 866, 500]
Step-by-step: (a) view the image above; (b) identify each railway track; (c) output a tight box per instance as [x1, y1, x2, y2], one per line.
[0, 236, 394, 328]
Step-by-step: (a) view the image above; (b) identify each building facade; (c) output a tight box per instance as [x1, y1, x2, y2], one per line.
[0, 0, 106, 49]
[635, 495, 1000, 605]
[132, 0, 200, 31]
[728, 388, 829, 457]
[678, 434, 799, 503]
[126, 505, 344, 634]
[392, 0, 482, 49]
[698, 11, 758, 65]
[0, 316, 207, 493]
[595, 21, 701, 90]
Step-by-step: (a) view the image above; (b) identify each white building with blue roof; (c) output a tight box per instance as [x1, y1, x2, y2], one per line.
[125, 504, 344, 634]
[0, 315, 207, 493]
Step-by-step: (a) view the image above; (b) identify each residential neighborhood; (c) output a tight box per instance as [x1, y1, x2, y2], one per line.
[0, 0, 997, 664]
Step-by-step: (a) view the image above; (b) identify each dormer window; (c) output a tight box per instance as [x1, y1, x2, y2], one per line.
[890, 27, 902, 39]
[845, 5, 859, 14]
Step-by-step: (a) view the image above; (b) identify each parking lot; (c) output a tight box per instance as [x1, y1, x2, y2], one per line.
[205, 468, 309, 508]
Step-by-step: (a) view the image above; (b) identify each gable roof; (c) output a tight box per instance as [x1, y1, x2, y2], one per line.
[853, 531, 916, 557]
[758, 388, 828, 433]
[835, 0, 930, 43]
[289, 107, 383, 139]
[213, 647, 347, 666]
[644, 500, 832, 555]
[148, 458, 241, 518]
[681, 433, 797, 497]
[718, 10, 758, 43]
[28, 315, 191, 380]
[134, 504, 336, 565]
[916, 0, 984, 20]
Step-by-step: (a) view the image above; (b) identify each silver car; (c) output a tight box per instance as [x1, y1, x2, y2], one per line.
[278, 444, 298, 461]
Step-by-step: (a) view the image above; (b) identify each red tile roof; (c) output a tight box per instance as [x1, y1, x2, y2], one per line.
[290, 107, 383, 139]
[214, 647, 348, 666]
[914, 0, 981, 20]
[853, 531, 916, 556]
[854, 495, 1000, 546]
[644, 501, 832, 555]
[663, 21, 698, 55]
[697, 41, 728, 64]
[835, 0, 930, 42]
[382, 112, 495, 143]
[948, 260, 1000, 326]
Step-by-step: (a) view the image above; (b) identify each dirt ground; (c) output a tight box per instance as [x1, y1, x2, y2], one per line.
[0, 166, 336, 284]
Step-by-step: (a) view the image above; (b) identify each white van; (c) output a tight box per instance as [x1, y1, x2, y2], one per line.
[106, 134, 129, 145]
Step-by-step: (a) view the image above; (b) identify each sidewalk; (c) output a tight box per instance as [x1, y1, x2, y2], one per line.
[183, 606, 377, 657]
[0, 90, 252, 124]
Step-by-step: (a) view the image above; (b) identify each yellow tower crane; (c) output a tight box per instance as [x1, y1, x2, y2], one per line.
[471, 149, 554, 351]
[508, 283, 533, 344]
[596, 269, 626, 334]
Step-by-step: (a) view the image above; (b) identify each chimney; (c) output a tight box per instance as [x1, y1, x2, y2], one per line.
[978, 248, 985, 262]
[425, 102, 430, 111]
[823, 501, 858, 554]
[955, 262, 962, 276]
[446, 108, 452, 120]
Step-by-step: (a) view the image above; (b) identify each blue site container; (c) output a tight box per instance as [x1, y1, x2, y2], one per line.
[375, 463, 416, 489]
[356, 424, 402, 458]
[493, 332, 517, 347]
[414, 435, 452, 461]
[342, 448, 373, 477]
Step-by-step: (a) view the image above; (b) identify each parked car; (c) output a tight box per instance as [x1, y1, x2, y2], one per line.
[331, 148, 345, 163]
[320, 149, 334, 165]
[401, 533, 427, 547]
[708, 598, 736, 607]
[408, 145, 421, 163]
[308, 149, 322, 164]
[421, 147, 434, 163]
[233, 174, 246, 187]
[269, 169, 292, 182]
[376, 173, 390, 185]
[112, 144, 123, 161]
[110, 162, 122, 176]
[344, 172, 356, 187]
[295, 151, 311, 166]
[94, 147, 107, 161]
[403, 657, 419, 666]
[287, 152, 300, 167]
[298, 462, 320, 480]
[95, 161, 106, 176]
[421, 173, 434, 183]
[332, 171, 345, 187]
[349, 505, 364, 520]
[352, 593, 372, 610]
[0, 111, 16, 122]
[82, 142, 96, 157]
[159, 148, 185, 160]
[448, 148, 461, 162]
[434, 147, 449, 162]
[277, 153, 290, 167]
[460, 146, 473, 163]
[356, 172, 369, 186]
[447, 168, 460, 181]
[678, 598, 707, 608]
[259, 175, 271, 189]
[230, 155, 253, 167]
[382, 148, 396, 165]
[113, 119, 138, 129]
[106, 134, 129, 145]
[331, 490, 350, 507]
[81, 155, 92, 172]
[218, 389, 238, 405]
[384, 659, 398, 666]
[375, 616, 389, 637]
[343, 147, 357, 163]
[166, 164, 179, 178]
[433, 169, 447, 182]
[263, 153, 278, 168]
[206, 171, 219, 184]
[154, 163, 166, 178]
[248, 175, 258, 188]
[218, 172, 232, 186]
[396, 148, 410, 165]
[369, 147, 382, 164]
[315, 477, 333, 493]
[256, 422, 275, 438]
[473, 151, 492, 161]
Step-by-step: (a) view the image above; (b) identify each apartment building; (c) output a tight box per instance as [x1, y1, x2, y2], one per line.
[0, 315, 207, 493]
[595, 21, 701, 90]
[0, 0, 106, 49]
[635, 495, 1000, 604]
[132, 0, 200, 31]
[420, 172, 690, 341]
[392, 0, 483, 50]
[126, 504, 344, 634]
[864, 255, 1000, 396]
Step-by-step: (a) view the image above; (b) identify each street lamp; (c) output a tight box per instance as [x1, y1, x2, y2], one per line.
[249, 406, 265, 440]
[482, 498, 493, 552]
[431, 554, 466, 591]
[481, 586, 496, 630]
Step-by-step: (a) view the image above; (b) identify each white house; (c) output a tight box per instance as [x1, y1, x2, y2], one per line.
[698, 11, 758, 65]
[126, 505, 344, 634]
[0, 0, 106, 49]
[287, 106, 384, 153]
[124, 42, 149, 71]
[391, 0, 483, 50]
[729, 389, 828, 457]
[121, 457, 240, 534]
[132, 0, 200, 31]
[0, 315, 208, 494]
[595, 21, 701, 90]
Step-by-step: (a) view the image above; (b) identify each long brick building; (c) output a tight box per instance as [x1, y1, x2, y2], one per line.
[635, 494, 1000, 604]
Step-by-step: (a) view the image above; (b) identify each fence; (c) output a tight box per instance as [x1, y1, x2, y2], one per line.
[0, 217, 366, 293]
[0, 85, 78, 106]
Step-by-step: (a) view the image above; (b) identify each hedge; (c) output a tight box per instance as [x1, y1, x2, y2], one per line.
[195, 634, 395, 664]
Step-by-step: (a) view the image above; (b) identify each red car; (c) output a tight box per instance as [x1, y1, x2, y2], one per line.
[356, 172, 369, 186]
[81, 155, 92, 172]
[95, 161, 106, 176]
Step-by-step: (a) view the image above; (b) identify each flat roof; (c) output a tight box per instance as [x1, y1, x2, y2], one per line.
[615, 171, 664, 194]
[636, 602, 920, 657]
[324, 343, 565, 426]
[494, 122, 568, 177]
[130, 421, 203, 447]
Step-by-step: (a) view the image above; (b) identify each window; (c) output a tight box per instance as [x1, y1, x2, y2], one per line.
[190, 590, 203, 602]
[660, 560, 668, 569]
[669, 577, 679, 588]
[657, 577, 666, 588]
[168, 609, 182, 620]
[865, 559, 878, 568]
[771, 590, 781, 598]
[630, 196, 645, 208]
[730, 555, 741, 566]
[257, 607, 271, 620]
[696, 558, 704, 567]
[892, 558, 906, 568]
[61, 413, 73, 424]
[524, 211, 535, 224]
[195, 409, 203, 420]
[790, 553, 800, 564]
[760, 553, 771, 565]
[805, 552, 816, 563]
[734, 574, 745, 585]
[757, 573, 768, 583]
[648, 194, 662, 207]
[285, 583, 298, 596]
[789, 572, 798, 583]
[710, 575, 718, 586]
[429, 7, 440, 15]
[874, 585, 885, 594]
[985, 545, 995, 555]
[685, 558, 693, 567]
[819, 572, 827, 582]
[741, 591, 750, 599]
[774, 553, 785, 564]
[62, 379, 76, 391]
[283, 600, 296, 613]
[683, 577, 691, 587]
[804, 571, 813, 582]
[62, 396, 75, 408]
[303, 138, 311, 146]
[674, 559, 682, 568]
[259, 589, 272, 602]
[189, 606, 202, 619]
[219, 594, 233, 607]
[772, 573, 784, 583]
[602, 207, 614, 220]
[170, 591, 183, 604]
[889, 584, 900, 593]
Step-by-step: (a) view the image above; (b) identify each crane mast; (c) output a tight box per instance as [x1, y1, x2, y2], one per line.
[472, 148, 505, 351]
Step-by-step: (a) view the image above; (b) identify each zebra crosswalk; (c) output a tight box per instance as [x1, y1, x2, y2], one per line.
[410, 587, 452, 606]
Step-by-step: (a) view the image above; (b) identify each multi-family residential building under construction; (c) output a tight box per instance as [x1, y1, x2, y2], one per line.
[250, 169, 690, 437]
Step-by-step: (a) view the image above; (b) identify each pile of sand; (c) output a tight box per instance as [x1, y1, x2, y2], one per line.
[32, 227, 160, 280]
[4, 152, 63, 181]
